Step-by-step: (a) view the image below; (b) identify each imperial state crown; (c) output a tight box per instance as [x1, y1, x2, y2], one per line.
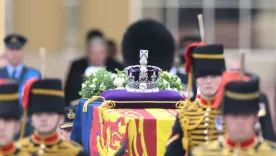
[125, 50, 162, 93]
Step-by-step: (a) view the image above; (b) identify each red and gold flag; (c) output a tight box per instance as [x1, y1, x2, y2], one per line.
[90, 107, 178, 156]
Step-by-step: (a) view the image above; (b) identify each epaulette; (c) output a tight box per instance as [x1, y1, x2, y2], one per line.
[180, 100, 199, 111]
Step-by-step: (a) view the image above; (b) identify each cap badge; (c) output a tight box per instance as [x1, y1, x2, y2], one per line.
[67, 109, 75, 119]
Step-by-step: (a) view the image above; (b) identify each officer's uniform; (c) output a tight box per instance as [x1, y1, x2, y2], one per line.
[60, 106, 76, 130]
[0, 81, 32, 156]
[0, 34, 41, 101]
[192, 72, 276, 156]
[0, 34, 40, 138]
[165, 43, 226, 156]
[18, 78, 88, 156]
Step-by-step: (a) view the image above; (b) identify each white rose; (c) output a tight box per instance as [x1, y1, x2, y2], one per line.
[93, 78, 98, 83]
[100, 84, 106, 91]
[176, 77, 181, 83]
[89, 84, 96, 89]
[162, 79, 169, 86]
[82, 83, 87, 88]
[111, 73, 117, 79]
[114, 77, 124, 87]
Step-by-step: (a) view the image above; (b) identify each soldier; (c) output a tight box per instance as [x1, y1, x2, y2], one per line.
[0, 34, 41, 138]
[18, 78, 88, 156]
[165, 43, 226, 155]
[192, 71, 276, 156]
[0, 34, 41, 98]
[59, 106, 77, 140]
[227, 56, 276, 141]
[0, 80, 32, 155]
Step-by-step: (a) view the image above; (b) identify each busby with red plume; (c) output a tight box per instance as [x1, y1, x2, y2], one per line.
[214, 71, 260, 114]
[0, 80, 20, 120]
[184, 43, 225, 101]
[185, 44, 226, 78]
[22, 78, 64, 115]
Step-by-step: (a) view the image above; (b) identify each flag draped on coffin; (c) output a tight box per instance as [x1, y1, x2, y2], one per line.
[70, 99, 102, 153]
[90, 107, 179, 156]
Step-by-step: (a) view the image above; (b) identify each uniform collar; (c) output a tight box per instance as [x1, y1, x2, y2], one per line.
[224, 135, 257, 149]
[6, 64, 24, 78]
[197, 95, 216, 107]
[0, 142, 16, 155]
[31, 131, 60, 145]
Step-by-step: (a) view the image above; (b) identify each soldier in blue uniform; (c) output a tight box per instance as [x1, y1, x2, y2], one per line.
[18, 78, 88, 156]
[60, 106, 77, 140]
[0, 34, 41, 138]
[0, 80, 32, 156]
[192, 71, 276, 156]
[0, 34, 41, 100]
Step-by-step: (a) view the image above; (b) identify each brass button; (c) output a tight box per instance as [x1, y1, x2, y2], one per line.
[204, 123, 209, 127]
[38, 150, 44, 155]
[205, 136, 209, 140]
[205, 117, 209, 121]
[205, 112, 209, 116]
[206, 108, 211, 111]
[204, 130, 208, 134]
[40, 144, 46, 149]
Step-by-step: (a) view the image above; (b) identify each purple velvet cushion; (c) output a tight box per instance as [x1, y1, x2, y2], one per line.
[100, 90, 184, 101]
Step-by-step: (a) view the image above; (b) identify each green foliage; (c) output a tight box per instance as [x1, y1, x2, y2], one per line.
[157, 71, 183, 92]
[79, 68, 184, 98]
[79, 68, 118, 98]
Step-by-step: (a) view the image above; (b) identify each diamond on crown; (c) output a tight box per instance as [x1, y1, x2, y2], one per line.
[125, 50, 162, 93]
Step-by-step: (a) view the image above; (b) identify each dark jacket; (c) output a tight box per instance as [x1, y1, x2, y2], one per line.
[259, 92, 276, 141]
[64, 57, 123, 105]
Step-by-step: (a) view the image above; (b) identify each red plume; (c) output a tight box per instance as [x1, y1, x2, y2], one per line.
[22, 77, 39, 109]
[0, 79, 10, 85]
[213, 71, 250, 109]
[184, 42, 205, 73]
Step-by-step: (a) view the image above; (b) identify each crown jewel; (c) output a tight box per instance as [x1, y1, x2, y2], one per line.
[125, 50, 162, 92]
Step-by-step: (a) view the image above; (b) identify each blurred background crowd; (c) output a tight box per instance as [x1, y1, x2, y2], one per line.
[0, 0, 276, 132]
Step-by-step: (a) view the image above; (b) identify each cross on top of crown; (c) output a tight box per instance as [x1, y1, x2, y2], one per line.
[139, 50, 148, 66]
[140, 50, 148, 59]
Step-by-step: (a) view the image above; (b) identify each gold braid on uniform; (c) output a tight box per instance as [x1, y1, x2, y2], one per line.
[178, 98, 225, 151]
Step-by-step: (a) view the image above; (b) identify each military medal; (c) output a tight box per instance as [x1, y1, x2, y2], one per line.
[215, 116, 223, 131]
